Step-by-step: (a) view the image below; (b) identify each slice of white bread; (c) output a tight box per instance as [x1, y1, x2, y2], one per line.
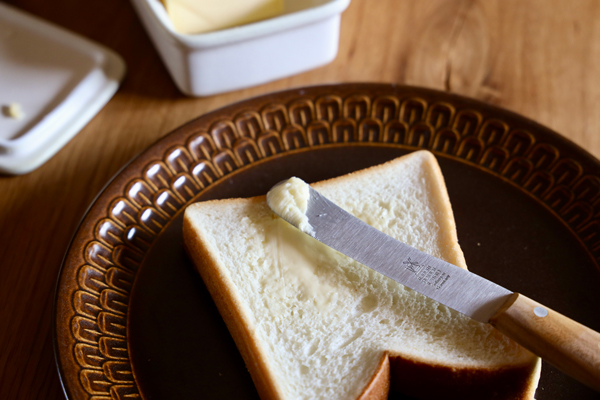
[183, 150, 541, 400]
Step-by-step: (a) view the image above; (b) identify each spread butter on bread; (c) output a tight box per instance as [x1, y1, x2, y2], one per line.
[183, 150, 541, 400]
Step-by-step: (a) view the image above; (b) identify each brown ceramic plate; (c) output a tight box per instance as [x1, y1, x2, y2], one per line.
[55, 84, 600, 400]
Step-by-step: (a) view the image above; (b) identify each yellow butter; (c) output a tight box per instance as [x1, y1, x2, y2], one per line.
[265, 177, 342, 311]
[266, 177, 314, 236]
[3, 102, 25, 120]
[263, 218, 340, 312]
[162, 0, 284, 35]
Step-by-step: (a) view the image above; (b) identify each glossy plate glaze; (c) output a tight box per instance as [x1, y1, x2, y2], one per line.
[55, 84, 600, 399]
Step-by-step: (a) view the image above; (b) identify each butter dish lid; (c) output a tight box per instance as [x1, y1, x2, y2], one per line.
[0, 3, 126, 175]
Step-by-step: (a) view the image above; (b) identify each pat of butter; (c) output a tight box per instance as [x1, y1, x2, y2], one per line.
[264, 218, 340, 311]
[162, 0, 284, 35]
[266, 177, 314, 236]
[2, 102, 25, 120]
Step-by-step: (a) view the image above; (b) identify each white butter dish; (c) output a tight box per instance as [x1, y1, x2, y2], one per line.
[130, 0, 350, 96]
[0, 3, 125, 175]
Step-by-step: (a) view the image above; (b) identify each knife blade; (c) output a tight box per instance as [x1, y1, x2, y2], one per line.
[267, 179, 600, 392]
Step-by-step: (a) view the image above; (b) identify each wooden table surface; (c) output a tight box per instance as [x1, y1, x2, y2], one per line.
[2, 0, 600, 398]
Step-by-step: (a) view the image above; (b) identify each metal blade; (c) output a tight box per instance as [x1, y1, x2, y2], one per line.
[278, 186, 514, 323]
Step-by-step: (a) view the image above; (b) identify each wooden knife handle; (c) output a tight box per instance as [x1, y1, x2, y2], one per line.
[489, 293, 600, 392]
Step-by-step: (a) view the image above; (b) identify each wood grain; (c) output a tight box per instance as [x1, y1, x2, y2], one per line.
[490, 293, 600, 392]
[2, 0, 600, 398]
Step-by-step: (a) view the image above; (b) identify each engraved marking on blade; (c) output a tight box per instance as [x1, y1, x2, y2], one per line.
[403, 257, 451, 289]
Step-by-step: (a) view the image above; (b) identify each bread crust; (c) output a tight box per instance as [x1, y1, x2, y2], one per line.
[387, 353, 541, 400]
[356, 353, 390, 400]
[182, 151, 541, 400]
[353, 351, 540, 400]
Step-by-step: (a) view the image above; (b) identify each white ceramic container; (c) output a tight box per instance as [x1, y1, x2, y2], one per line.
[130, 0, 350, 96]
